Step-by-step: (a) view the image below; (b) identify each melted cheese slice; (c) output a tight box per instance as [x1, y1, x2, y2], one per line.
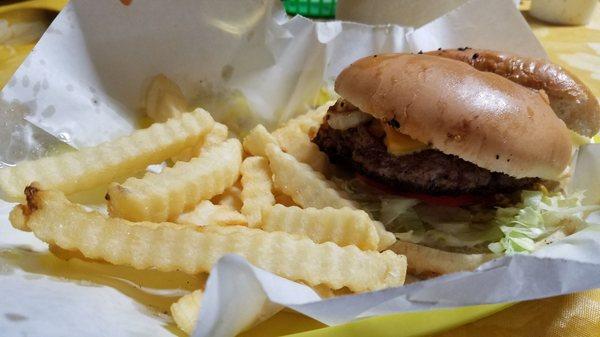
[383, 124, 428, 155]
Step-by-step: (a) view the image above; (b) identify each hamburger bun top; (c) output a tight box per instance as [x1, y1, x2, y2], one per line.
[335, 53, 572, 180]
[427, 48, 600, 137]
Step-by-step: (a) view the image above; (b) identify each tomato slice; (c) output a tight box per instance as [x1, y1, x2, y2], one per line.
[354, 173, 482, 207]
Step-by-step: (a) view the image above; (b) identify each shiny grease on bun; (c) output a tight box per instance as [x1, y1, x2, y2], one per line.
[428, 48, 600, 137]
[335, 53, 573, 181]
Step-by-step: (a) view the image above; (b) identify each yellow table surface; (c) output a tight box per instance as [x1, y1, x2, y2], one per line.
[1, 1, 599, 337]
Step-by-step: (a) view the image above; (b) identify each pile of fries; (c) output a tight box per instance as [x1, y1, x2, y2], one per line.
[0, 75, 407, 335]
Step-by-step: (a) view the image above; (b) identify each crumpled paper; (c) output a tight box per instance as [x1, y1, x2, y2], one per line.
[1, 0, 599, 337]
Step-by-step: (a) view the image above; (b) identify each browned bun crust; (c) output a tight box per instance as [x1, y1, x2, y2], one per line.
[335, 53, 572, 181]
[427, 48, 600, 137]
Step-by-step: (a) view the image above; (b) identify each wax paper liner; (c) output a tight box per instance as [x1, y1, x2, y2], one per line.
[1, 1, 599, 337]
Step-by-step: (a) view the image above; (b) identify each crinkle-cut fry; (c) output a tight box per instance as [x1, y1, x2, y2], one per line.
[212, 182, 243, 211]
[274, 190, 297, 207]
[145, 74, 188, 122]
[107, 138, 242, 222]
[242, 124, 277, 157]
[261, 205, 379, 251]
[273, 128, 330, 175]
[244, 125, 395, 250]
[308, 285, 353, 298]
[172, 122, 229, 163]
[0, 110, 215, 202]
[308, 284, 335, 299]
[170, 283, 336, 335]
[373, 220, 397, 251]
[176, 200, 247, 226]
[240, 157, 275, 227]
[171, 289, 203, 335]
[277, 101, 334, 138]
[143, 75, 228, 163]
[15, 187, 406, 291]
[244, 123, 330, 174]
[264, 143, 355, 209]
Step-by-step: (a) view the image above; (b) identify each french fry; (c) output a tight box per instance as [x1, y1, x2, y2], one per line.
[273, 128, 330, 175]
[243, 103, 332, 157]
[14, 187, 406, 291]
[107, 139, 242, 222]
[308, 284, 335, 299]
[212, 183, 243, 211]
[171, 283, 340, 336]
[144, 75, 229, 163]
[260, 205, 379, 251]
[176, 200, 247, 226]
[0, 110, 214, 202]
[145, 74, 188, 122]
[240, 157, 275, 227]
[277, 101, 333, 138]
[274, 190, 297, 207]
[270, 102, 333, 174]
[244, 125, 395, 250]
[170, 284, 341, 336]
[373, 221, 398, 251]
[242, 124, 277, 157]
[171, 289, 203, 335]
[172, 122, 229, 163]
[244, 123, 330, 174]
[264, 143, 355, 209]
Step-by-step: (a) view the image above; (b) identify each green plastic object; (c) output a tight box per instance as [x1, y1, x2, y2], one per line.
[283, 0, 337, 18]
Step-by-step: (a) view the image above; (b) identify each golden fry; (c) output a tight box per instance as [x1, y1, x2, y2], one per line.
[261, 205, 379, 250]
[172, 122, 229, 163]
[244, 120, 330, 174]
[277, 101, 333, 138]
[176, 200, 247, 226]
[240, 157, 275, 227]
[265, 143, 355, 209]
[211, 182, 243, 211]
[242, 124, 277, 157]
[0, 110, 214, 202]
[171, 289, 203, 335]
[273, 128, 330, 175]
[270, 102, 333, 174]
[274, 190, 297, 207]
[15, 187, 406, 291]
[240, 123, 395, 249]
[372, 221, 397, 251]
[144, 75, 229, 163]
[107, 139, 242, 222]
[263, 140, 395, 250]
[145, 74, 188, 122]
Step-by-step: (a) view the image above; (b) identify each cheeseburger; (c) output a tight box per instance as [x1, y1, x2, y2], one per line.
[312, 49, 600, 276]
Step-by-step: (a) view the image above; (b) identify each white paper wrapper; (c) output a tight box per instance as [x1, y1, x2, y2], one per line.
[1, 1, 599, 337]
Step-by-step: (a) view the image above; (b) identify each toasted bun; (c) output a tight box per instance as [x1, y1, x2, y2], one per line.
[335, 54, 572, 180]
[427, 48, 600, 137]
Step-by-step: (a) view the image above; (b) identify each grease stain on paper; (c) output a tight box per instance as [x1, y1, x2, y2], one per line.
[4, 313, 28, 322]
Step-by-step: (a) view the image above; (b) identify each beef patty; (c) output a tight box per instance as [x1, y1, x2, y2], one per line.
[313, 115, 538, 195]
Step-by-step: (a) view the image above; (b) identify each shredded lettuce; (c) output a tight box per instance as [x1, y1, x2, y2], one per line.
[380, 198, 420, 228]
[488, 190, 599, 255]
[333, 176, 599, 256]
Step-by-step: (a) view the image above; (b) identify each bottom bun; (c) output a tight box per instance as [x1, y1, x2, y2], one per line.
[390, 241, 494, 277]
[391, 227, 571, 277]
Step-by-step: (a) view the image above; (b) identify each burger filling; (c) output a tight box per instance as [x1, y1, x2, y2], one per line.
[314, 99, 539, 196]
